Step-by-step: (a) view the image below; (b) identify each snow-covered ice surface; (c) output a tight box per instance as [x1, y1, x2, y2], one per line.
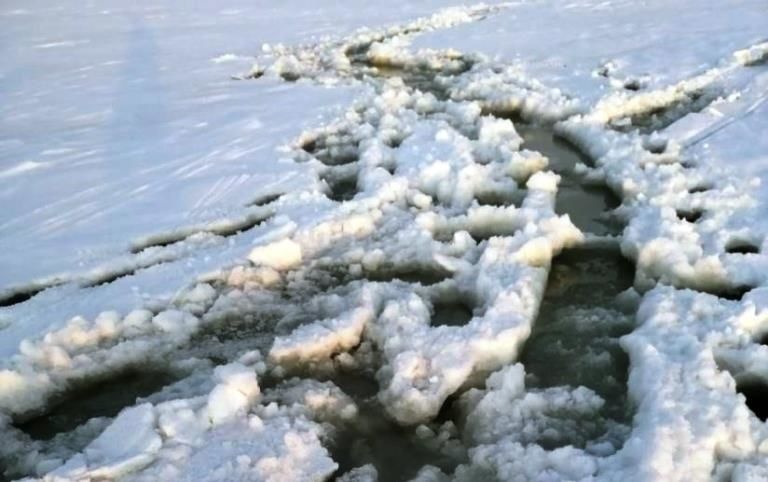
[414, 0, 768, 103]
[0, 0, 466, 341]
[3, 1, 768, 481]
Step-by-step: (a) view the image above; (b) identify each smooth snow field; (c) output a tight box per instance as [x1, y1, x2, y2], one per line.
[2, 1, 768, 481]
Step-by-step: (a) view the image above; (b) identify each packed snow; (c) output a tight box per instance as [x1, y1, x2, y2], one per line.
[2, 1, 768, 481]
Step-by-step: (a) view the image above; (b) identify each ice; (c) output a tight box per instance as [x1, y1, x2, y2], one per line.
[606, 287, 764, 481]
[262, 79, 583, 425]
[38, 404, 162, 480]
[248, 239, 304, 271]
[4, 1, 768, 481]
[0, 0, 478, 294]
[462, 364, 606, 448]
[205, 363, 261, 426]
[336, 464, 377, 482]
[414, 0, 767, 103]
[17, 361, 341, 481]
[458, 442, 599, 482]
[80, 404, 162, 479]
[262, 379, 358, 424]
[0, 307, 203, 418]
[270, 302, 375, 367]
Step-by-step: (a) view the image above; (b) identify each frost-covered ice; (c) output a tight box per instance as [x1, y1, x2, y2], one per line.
[3, 1, 768, 481]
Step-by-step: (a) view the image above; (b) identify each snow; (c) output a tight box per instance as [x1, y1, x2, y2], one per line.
[0, 0, 469, 323]
[414, 0, 768, 103]
[205, 363, 261, 425]
[3, 1, 768, 481]
[248, 239, 304, 271]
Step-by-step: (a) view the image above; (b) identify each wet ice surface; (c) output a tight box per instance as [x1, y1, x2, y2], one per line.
[332, 413, 460, 481]
[515, 123, 634, 449]
[515, 123, 622, 236]
[520, 247, 635, 442]
[330, 377, 463, 481]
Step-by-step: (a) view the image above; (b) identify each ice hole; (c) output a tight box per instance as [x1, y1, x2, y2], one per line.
[688, 184, 712, 194]
[623, 79, 642, 91]
[481, 106, 524, 122]
[247, 192, 283, 207]
[343, 42, 370, 63]
[331, 421, 462, 482]
[468, 226, 520, 242]
[372, 64, 452, 99]
[742, 51, 768, 67]
[323, 148, 360, 166]
[0, 285, 52, 307]
[280, 71, 300, 82]
[676, 209, 704, 223]
[737, 379, 768, 421]
[725, 239, 760, 254]
[474, 189, 525, 207]
[301, 137, 318, 154]
[284, 265, 357, 296]
[16, 369, 179, 441]
[329, 371, 380, 400]
[431, 300, 474, 327]
[434, 393, 464, 426]
[325, 176, 359, 203]
[194, 313, 279, 344]
[364, 266, 452, 286]
[190, 304, 313, 365]
[237, 69, 264, 81]
[699, 284, 753, 301]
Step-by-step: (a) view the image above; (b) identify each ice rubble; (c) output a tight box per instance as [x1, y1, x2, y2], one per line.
[254, 20, 768, 481]
[4, 3, 768, 482]
[555, 43, 768, 296]
[0, 308, 202, 417]
[2, 65, 579, 481]
[260, 82, 582, 426]
[251, 4, 499, 83]
[27, 359, 340, 482]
